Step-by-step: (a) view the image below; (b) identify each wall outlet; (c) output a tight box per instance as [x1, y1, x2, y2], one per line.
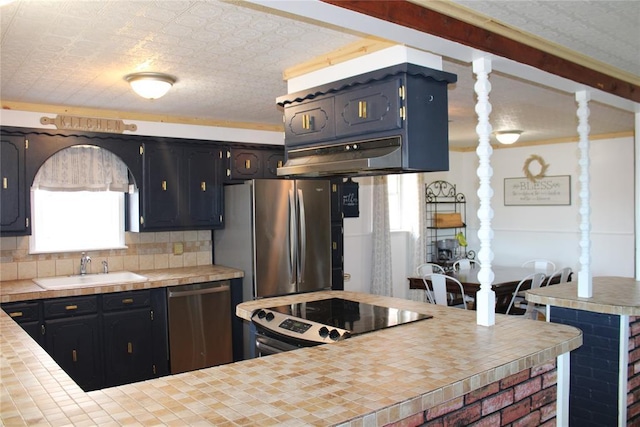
[173, 242, 184, 255]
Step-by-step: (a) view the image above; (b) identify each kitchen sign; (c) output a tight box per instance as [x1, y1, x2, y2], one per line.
[41, 115, 137, 133]
[504, 175, 571, 206]
[342, 178, 359, 218]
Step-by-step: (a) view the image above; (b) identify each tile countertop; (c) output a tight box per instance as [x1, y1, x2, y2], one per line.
[527, 276, 640, 316]
[1, 289, 581, 426]
[0, 265, 244, 303]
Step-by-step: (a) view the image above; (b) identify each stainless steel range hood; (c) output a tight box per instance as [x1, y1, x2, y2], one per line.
[277, 137, 403, 177]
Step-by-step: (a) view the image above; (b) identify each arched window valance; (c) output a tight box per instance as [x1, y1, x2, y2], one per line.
[32, 145, 130, 192]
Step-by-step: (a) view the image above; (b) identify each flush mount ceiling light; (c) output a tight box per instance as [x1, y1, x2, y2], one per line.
[495, 130, 523, 145]
[125, 72, 176, 100]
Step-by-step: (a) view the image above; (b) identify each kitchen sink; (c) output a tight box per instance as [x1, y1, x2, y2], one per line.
[34, 271, 148, 290]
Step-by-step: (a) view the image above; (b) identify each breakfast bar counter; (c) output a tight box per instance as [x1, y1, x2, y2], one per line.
[2, 288, 581, 426]
[527, 276, 640, 426]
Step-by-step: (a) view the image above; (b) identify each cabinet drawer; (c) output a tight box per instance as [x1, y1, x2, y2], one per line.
[2, 301, 40, 323]
[44, 296, 98, 319]
[102, 290, 151, 312]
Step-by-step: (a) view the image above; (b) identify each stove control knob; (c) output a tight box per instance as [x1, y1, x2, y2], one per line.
[329, 329, 341, 341]
[265, 312, 275, 322]
[318, 326, 329, 338]
[256, 309, 266, 319]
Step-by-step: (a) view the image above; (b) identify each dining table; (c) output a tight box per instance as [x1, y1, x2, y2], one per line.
[408, 265, 564, 313]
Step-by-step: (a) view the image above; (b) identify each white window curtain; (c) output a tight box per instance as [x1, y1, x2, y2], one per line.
[371, 175, 393, 296]
[410, 173, 429, 302]
[32, 145, 129, 192]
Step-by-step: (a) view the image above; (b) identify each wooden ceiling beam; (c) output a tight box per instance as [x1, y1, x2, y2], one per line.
[320, 0, 639, 103]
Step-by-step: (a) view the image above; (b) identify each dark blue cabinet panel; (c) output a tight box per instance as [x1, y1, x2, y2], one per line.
[103, 308, 153, 387]
[284, 97, 335, 147]
[186, 147, 223, 228]
[335, 79, 402, 138]
[0, 136, 29, 235]
[45, 314, 103, 391]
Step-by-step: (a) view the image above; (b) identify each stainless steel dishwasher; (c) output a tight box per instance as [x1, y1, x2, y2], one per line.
[166, 281, 233, 374]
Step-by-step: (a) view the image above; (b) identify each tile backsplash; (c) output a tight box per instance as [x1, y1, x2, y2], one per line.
[0, 230, 212, 281]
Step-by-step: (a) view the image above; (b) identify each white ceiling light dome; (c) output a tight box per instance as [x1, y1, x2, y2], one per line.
[125, 72, 176, 100]
[495, 130, 523, 145]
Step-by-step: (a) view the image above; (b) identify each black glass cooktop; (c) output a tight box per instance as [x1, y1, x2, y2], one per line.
[264, 298, 432, 336]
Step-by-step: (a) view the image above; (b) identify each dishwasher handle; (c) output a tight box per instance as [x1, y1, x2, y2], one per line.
[168, 284, 229, 298]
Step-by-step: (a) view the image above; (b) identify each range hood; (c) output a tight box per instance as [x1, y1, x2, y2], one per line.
[277, 136, 403, 177]
[276, 63, 458, 178]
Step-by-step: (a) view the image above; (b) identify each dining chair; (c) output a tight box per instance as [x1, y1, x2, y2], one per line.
[452, 258, 479, 271]
[423, 273, 468, 309]
[416, 263, 445, 304]
[506, 272, 546, 318]
[543, 267, 572, 287]
[522, 259, 556, 272]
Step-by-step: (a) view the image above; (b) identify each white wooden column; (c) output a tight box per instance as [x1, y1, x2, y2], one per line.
[473, 57, 496, 326]
[576, 90, 592, 298]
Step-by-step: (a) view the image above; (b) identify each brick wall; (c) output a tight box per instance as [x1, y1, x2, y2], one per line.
[629, 316, 640, 424]
[387, 361, 557, 427]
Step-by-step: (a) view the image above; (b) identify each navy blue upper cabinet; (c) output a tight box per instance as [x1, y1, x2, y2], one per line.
[185, 146, 224, 228]
[335, 78, 402, 138]
[276, 64, 457, 176]
[224, 146, 285, 182]
[139, 141, 224, 231]
[0, 135, 29, 235]
[142, 143, 182, 229]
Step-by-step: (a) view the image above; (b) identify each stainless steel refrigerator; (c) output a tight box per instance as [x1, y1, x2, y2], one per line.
[213, 179, 332, 357]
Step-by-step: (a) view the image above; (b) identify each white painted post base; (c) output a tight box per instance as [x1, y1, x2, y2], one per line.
[556, 352, 570, 427]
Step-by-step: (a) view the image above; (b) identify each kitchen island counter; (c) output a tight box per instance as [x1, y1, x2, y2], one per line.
[0, 265, 243, 303]
[527, 276, 640, 425]
[2, 290, 581, 426]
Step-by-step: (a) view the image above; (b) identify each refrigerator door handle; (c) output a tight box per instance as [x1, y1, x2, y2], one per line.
[297, 188, 306, 282]
[288, 187, 296, 281]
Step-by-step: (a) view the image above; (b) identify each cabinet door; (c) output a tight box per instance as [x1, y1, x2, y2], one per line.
[226, 148, 262, 181]
[103, 308, 153, 387]
[0, 136, 29, 235]
[283, 97, 335, 147]
[142, 143, 182, 229]
[45, 315, 103, 391]
[263, 150, 284, 179]
[186, 146, 223, 228]
[335, 79, 402, 137]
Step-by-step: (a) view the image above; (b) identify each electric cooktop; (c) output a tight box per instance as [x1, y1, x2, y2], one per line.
[252, 297, 433, 345]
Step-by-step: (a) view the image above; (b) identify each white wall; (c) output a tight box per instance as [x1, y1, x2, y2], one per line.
[344, 136, 636, 297]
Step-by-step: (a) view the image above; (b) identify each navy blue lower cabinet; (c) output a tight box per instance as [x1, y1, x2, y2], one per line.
[45, 314, 104, 391]
[550, 306, 621, 426]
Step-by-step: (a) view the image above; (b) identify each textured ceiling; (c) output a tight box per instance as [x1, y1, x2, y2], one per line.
[451, 0, 640, 78]
[0, 0, 637, 149]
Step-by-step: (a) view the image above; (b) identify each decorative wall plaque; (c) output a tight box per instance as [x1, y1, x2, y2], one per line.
[504, 175, 571, 206]
[40, 115, 137, 133]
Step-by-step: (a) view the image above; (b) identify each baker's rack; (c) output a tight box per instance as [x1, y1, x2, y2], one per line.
[425, 180, 472, 270]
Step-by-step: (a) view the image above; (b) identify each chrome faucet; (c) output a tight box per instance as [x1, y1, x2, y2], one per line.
[80, 252, 91, 275]
[102, 260, 109, 274]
